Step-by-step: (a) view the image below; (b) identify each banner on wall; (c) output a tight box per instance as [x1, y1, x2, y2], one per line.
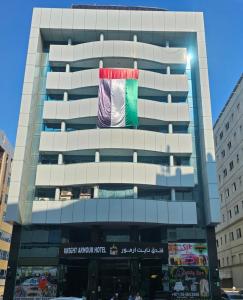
[15, 266, 57, 298]
[169, 266, 210, 299]
[168, 243, 208, 266]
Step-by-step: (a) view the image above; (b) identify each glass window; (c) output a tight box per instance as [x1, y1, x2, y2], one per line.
[236, 228, 242, 239]
[99, 185, 134, 199]
[234, 205, 239, 215]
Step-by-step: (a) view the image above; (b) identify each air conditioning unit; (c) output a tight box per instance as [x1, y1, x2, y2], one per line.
[38, 197, 50, 201]
[60, 188, 73, 200]
[79, 187, 92, 199]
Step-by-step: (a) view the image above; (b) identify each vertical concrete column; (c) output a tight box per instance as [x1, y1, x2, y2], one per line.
[170, 155, 174, 167]
[133, 186, 138, 199]
[167, 93, 172, 103]
[55, 188, 60, 201]
[166, 40, 170, 48]
[133, 34, 138, 69]
[68, 38, 72, 46]
[65, 63, 70, 72]
[63, 91, 68, 101]
[99, 60, 103, 68]
[94, 186, 99, 198]
[171, 188, 176, 201]
[94, 151, 100, 198]
[133, 151, 138, 163]
[58, 153, 63, 165]
[61, 121, 66, 132]
[95, 150, 100, 163]
[100, 33, 104, 41]
[166, 65, 171, 75]
[169, 123, 173, 134]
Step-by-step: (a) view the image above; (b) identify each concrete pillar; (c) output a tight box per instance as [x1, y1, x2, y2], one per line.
[66, 63, 70, 73]
[168, 123, 173, 134]
[166, 65, 171, 75]
[133, 151, 138, 163]
[166, 40, 170, 48]
[68, 38, 72, 46]
[133, 186, 138, 199]
[95, 151, 100, 163]
[99, 59, 103, 68]
[100, 33, 104, 41]
[134, 60, 138, 69]
[58, 153, 63, 165]
[171, 188, 176, 201]
[94, 186, 99, 198]
[61, 121, 66, 132]
[170, 155, 174, 167]
[167, 93, 172, 103]
[55, 188, 60, 201]
[63, 91, 68, 102]
[133, 34, 137, 42]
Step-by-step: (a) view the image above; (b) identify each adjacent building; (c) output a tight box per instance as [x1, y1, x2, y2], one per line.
[214, 74, 243, 288]
[0, 131, 13, 296]
[5, 5, 221, 300]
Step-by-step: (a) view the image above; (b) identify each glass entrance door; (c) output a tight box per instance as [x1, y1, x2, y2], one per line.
[99, 259, 131, 300]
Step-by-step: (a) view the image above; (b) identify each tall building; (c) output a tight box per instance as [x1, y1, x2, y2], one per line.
[5, 5, 220, 300]
[214, 74, 243, 288]
[0, 131, 13, 296]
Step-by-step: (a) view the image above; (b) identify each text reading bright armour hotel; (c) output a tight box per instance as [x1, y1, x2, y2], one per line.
[5, 5, 221, 300]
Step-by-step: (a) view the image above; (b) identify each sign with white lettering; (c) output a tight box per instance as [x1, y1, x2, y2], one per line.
[60, 243, 167, 259]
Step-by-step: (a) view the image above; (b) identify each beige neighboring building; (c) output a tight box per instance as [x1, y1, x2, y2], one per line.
[214, 74, 243, 288]
[0, 130, 13, 296]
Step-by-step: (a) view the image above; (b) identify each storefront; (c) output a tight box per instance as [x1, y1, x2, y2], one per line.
[8, 225, 216, 300]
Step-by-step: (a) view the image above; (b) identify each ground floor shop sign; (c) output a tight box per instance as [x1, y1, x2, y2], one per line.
[60, 242, 168, 259]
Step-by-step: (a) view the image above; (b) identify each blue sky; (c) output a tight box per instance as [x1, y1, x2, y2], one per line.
[1, 0, 243, 145]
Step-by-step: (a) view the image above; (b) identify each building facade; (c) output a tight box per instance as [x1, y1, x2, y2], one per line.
[5, 5, 220, 300]
[214, 75, 243, 288]
[0, 131, 13, 296]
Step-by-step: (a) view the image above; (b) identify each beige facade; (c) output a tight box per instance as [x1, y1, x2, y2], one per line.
[0, 131, 13, 296]
[214, 74, 243, 288]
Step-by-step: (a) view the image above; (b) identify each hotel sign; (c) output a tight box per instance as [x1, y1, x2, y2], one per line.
[60, 242, 167, 259]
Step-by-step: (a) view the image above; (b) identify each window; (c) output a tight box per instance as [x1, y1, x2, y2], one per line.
[228, 210, 232, 219]
[239, 176, 242, 186]
[227, 141, 232, 150]
[220, 237, 223, 245]
[232, 182, 237, 192]
[220, 194, 223, 202]
[234, 205, 239, 215]
[232, 255, 236, 264]
[216, 239, 219, 247]
[223, 168, 227, 177]
[227, 257, 229, 265]
[225, 188, 229, 198]
[236, 228, 242, 239]
[237, 154, 239, 163]
[223, 214, 225, 222]
[229, 232, 234, 241]
[218, 259, 221, 268]
[237, 103, 240, 111]
[218, 175, 221, 183]
[225, 234, 227, 244]
[225, 122, 229, 130]
[221, 150, 225, 158]
[231, 113, 234, 121]
[229, 161, 234, 170]
[220, 131, 224, 140]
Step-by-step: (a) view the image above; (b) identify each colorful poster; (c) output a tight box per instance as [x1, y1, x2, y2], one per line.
[169, 266, 210, 299]
[15, 266, 57, 297]
[168, 243, 208, 266]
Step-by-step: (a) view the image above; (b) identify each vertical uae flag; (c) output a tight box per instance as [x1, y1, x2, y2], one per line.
[97, 68, 139, 128]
